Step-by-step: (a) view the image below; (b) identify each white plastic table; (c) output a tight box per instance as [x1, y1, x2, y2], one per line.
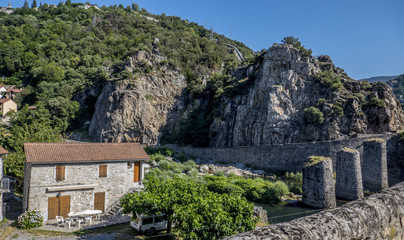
[82, 210, 102, 220]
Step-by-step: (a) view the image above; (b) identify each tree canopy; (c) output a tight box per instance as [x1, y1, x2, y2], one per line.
[120, 176, 256, 239]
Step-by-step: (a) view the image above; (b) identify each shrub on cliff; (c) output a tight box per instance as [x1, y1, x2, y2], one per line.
[315, 70, 343, 90]
[281, 36, 312, 57]
[304, 106, 324, 124]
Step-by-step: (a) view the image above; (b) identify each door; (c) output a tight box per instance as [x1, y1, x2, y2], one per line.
[48, 195, 71, 219]
[94, 192, 105, 212]
[48, 197, 58, 220]
[134, 162, 140, 183]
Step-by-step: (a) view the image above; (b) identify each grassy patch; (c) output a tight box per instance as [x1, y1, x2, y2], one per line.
[305, 156, 330, 166]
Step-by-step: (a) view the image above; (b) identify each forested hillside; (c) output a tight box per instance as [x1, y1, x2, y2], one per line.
[0, 1, 253, 130]
[0, 1, 254, 187]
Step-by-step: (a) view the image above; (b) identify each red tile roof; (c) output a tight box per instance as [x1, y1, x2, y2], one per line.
[0, 98, 13, 104]
[24, 142, 149, 164]
[0, 146, 8, 155]
[7, 89, 22, 93]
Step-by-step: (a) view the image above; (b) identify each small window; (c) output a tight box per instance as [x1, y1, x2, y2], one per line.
[56, 166, 66, 181]
[155, 215, 166, 223]
[99, 164, 107, 178]
[142, 217, 154, 225]
[127, 162, 132, 169]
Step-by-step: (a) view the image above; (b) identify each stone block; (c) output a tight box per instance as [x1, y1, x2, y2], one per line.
[362, 139, 388, 191]
[302, 156, 336, 209]
[336, 148, 363, 200]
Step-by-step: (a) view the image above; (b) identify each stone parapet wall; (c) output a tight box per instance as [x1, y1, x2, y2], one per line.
[225, 182, 404, 240]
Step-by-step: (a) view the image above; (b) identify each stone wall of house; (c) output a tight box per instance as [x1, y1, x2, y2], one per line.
[24, 161, 144, 221]
[0, 155, 3, 221]
[172, 133, 403, 183]
[225, 182, 404, 240]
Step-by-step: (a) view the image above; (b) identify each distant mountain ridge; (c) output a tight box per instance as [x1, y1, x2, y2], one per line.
[359, 76, 397, 83]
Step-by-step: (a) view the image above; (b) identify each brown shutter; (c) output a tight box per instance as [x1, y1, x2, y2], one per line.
[48, 197, 58, 220]
[56, 166, 65, 181]
[99, 165, 107, 178]
[94, 192, 105, 212]
[59, 196, 71, 218]
[134, 162, 140, 183]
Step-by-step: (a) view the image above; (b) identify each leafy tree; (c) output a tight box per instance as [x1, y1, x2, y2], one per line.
[281, 36, 312, 57]
[304, 106, 324, 124]
[23, 0, 30, 9]
[131, 3, 139, 11]
[121, 176, 256, 239]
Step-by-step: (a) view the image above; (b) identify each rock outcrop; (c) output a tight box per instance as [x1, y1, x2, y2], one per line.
[88, 48, 186, 145]
[89, 43, 404, 147]
[210, 44, 404, 147]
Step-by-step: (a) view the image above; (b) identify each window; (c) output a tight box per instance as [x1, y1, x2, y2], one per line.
[142, 217, 154, 225]
[99, 164, 107, 178]
[127, 162, 132, 169]
[56, 166, 66, 181]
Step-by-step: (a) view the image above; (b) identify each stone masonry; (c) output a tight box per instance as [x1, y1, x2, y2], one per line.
[335, 148, 363, 200]
[362, 139, 388, 192]
[225, 182, 404, 240]
[23, 162, 145, 221]
[302, 156, 336, 209]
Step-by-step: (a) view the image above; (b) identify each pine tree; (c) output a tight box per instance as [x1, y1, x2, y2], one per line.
[31, 0, 37, 8]
[39, 2, 42, 8]
[23, 0, 30, 9]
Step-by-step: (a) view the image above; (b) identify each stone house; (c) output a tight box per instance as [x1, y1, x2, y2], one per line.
[0, 98, 17, 117]
[0, 146, 9, 221]
[22, 142, 149, 221]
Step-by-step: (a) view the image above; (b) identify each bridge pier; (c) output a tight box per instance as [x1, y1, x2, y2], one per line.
[362, 139, 388, 192]
[335, 148, 363, 200]
[302, 156, 336, 209]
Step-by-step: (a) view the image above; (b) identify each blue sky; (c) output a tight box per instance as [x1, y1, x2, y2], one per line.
[4, 0, 404, 79]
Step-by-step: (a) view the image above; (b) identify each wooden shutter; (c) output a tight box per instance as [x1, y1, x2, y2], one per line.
[48, 197, 58, 220]
[59, 196, 71, 218]
[134, 162, 140, 183]
[99, 164, 107, 178]
[56, 166, 65, 181]
[94, 192, 105, 212]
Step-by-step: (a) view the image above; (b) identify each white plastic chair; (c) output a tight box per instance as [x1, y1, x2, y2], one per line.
[65, 219, 72, 228]
[76, 218, 83, 228]
[56, 216, 64, 225]
[85, 216, 92, 225]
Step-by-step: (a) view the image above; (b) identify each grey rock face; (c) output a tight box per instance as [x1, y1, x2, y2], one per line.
[302, 157, 336, 209]
[210, 44, 404, 147]
[89, 50, 187, 146]
[362, 139, 388, 191]
[253, 206, 268, 223]
[335, 148, 363, 200]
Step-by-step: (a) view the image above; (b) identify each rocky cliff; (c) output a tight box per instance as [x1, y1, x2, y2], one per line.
[210, 44, 404, 147]
[88, 48, 187, 145]
[89, 43, 404, 146]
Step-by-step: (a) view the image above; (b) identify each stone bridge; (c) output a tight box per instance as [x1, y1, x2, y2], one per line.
[172, 133, 404, 185]
[224, 182, 404, 240]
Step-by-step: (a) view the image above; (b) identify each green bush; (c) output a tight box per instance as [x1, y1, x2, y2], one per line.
[304, 106, 324, 124]
[315, 70, 342, 90]
[214, 170, 225, 177]
[159, 160, 171, 171]
[284, 172, 303, 182]
[189, 169, 199, 178]
[177, 153, 187, 162]
[261, 181, 289, 204]
[17, 210, 43, 229]
[290, 186, 303, 194]
[369, 97, 384, 108]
